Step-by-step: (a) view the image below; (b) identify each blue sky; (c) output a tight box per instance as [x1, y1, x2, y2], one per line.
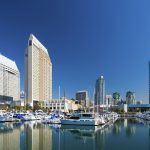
[0, 0, 150, 102]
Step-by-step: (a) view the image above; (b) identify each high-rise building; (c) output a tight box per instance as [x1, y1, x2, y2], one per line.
[0, 54, 20, 102]
[75, 90, 88, 107]
[112, 92, 120, 105]
[25, 34, 52, 107]
[105, 95, 112, 105]
[94, 76, 105, 105]
[126, 91, 135, 104]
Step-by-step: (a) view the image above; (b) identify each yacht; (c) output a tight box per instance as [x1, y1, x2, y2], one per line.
[42, 113, 62, 124]
[61, 113, 105, 126]
[136, 112, 150, 121]
[0, 112, 20, 122]
[22, 113, 39, 121]
[0, 112, 6, 122]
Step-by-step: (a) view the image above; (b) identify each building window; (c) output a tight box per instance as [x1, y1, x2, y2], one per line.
[29, 40, 32, 46]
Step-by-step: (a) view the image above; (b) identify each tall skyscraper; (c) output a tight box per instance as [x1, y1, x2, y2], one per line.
[126, 91, 136, 104]
[94, 76, 105, 105]
[75, 90, 88, 107]
[0, 54, 20, 102]
[112, 92, 120, 105]
[25, 34, 52, 107]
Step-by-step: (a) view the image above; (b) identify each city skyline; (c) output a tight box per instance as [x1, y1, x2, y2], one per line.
[0, 1, 150, 102]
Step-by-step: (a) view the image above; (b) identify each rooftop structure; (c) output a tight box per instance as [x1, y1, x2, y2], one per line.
[0, 54, 19, 71]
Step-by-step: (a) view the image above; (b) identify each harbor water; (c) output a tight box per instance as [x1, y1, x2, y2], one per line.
[0, 118, 150, 150]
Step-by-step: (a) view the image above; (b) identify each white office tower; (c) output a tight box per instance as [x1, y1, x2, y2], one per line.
[0, 54, 20, 102]
[25, 34, 52, 107]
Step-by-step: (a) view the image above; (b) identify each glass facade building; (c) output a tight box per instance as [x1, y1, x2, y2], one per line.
[76, 90, 88, 107]
[94, 76, 105, 105]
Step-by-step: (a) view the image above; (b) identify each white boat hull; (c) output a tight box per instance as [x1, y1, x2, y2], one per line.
[0, 117, 6, 122]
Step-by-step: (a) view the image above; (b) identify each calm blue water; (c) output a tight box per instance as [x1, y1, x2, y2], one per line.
[0, 118, 149, 150]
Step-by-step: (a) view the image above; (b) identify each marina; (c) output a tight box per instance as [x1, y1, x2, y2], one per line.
[0, 110, 150, 150]
[0, 111, 118, 125]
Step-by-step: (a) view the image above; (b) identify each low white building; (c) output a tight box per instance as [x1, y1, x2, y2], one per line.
[40, 98, 81, 112]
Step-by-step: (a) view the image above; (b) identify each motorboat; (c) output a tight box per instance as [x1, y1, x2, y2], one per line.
[61, 113, 105, 126]
[0, 112, 20, 122]
[0, 112, 6, 122]
[135, 112, 150, 121]
[42, 114, 62, 124]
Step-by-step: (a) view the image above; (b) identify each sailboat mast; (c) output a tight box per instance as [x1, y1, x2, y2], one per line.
[64, 89, 66, 113]
[58, 85, 60, 115]
[93, 88, 95, 114]
[59, 86, 60, 101]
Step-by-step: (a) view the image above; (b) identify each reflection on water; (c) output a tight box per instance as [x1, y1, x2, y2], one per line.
[24, 122, 52, 150]
[0, 122, 52, 150]
[112, 118, 137, 137]
[0, 122, 20, 150]
[0, 118, 150, 150]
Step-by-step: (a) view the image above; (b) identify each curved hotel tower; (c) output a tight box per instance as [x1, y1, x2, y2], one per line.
[94, 76, 105, 105]
[25, 34, 52, 106]
[0, 54, 20, 102]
